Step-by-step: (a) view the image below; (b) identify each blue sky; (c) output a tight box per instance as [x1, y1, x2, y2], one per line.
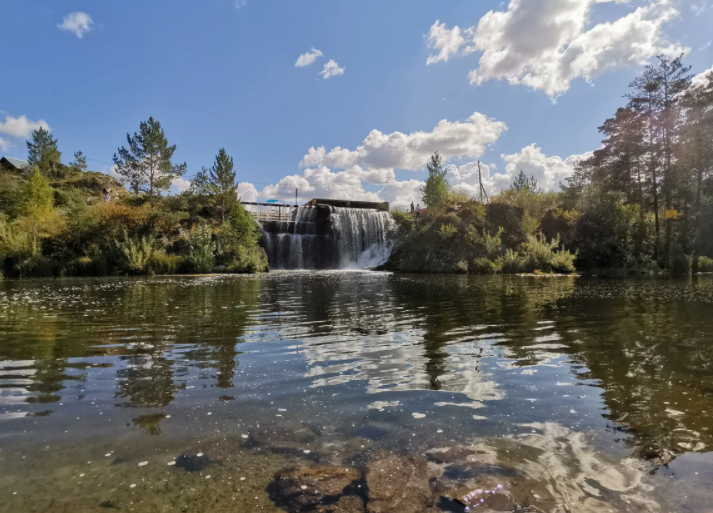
[1, 0, 711, 207]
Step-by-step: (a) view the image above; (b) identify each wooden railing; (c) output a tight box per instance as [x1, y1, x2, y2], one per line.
[241, 202, 298, 222]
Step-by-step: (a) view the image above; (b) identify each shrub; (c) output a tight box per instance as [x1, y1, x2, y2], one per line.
[390, 210, 414, 234]
[148, 251, 181, 275]
[520, 233, 577, 273]
[471, 257, 501, 274]
[497, 249, 526, 274]
[116, 233, 160, 274]
[226, 245, 269, 274]
[699, 256, 713, 273]
[186, 225, 215, 273]
[454, 260, 469, 274]
[438, 222, 457, 239]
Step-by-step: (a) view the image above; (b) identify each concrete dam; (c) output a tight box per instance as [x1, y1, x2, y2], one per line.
[244, 199, 397, 270]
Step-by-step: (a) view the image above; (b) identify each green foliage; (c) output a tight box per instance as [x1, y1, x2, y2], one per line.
[390, 210, 414, 234]
[421, 152, 449, 208]
[209, 148, 238, 222]
[520, 233, 577, 274]
[437, 222, 457, 239]
[148, 251, 181, 275]
[698, 257, 713, 273]
[511, 170, 538, 192]
[216, 205, 267, 273]
[116, 232, 161, 274]
[186, 225, 216, 273]
[70, 151, 88, 172]
[113, 117, 187, 199]
[496, 249, 526, 274]
[21, 168, 55, 219]
[27, 127, 61, 176]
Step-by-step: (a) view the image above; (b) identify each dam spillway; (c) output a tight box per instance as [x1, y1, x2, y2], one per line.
[258, 205, 397, 270]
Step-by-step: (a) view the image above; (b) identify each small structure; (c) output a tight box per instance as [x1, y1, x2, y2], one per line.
[305, 198, 389, 211]
[0, 156, 30, 172]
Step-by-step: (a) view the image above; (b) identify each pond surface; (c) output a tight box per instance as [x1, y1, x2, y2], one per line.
[1, 273, 713, 512]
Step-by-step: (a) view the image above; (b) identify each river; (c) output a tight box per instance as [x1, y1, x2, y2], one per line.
[1, 273, 712, 512]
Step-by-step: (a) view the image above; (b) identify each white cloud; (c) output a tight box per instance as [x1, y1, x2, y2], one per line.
[320, 60, 345, 79]
[260, 165, 382, 203]
[58, 12, 93, 39]
[428, 0, 688, 97]
[237, 182, 259, 202]
[171, 176, 192, 194]
[259, 112, 507, 209]
[300, 112, 507, 172]
[691, 65, 713, 90]
[0, 115, 50, 139]
[235, 0, 248, 8]
[0, 136, 12, 151]
[426, 20, 465, 64]
[295, 48, 323, 67]
[497, 144, 592, 193]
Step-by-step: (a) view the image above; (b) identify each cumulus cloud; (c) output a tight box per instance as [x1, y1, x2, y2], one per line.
[427, 0, 688, 97]
[237, 182, 259, 202]
[426, 20, 465, 64]
[497, 144, 592, 192]
[258, 113, 507, 209]
[0, 136, 12, 151]
[171, 176, 192, 194]
[0, 115, 50, 138]
[295, 48, 323, 67]
[300, 112, 507, 172]
[320, 60, 345, 79]
[691, 65, 713, 90]
[58, 12, 93, 39]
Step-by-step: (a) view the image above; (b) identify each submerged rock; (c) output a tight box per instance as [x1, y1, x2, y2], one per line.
[267, 465, 364, 512]
[366, 454, 438, 513]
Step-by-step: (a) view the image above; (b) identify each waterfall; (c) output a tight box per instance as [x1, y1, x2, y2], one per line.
[260, 206, 396, 270]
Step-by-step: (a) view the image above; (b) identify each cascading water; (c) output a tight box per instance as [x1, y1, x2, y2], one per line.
[260, 206, 397, 270]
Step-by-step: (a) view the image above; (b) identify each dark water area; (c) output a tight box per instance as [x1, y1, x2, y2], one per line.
[1, 273, 713, 512]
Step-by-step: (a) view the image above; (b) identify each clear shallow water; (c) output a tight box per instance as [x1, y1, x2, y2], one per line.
[0, 273, 712, 512]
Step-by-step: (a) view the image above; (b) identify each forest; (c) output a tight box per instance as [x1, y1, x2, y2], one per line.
[1, 56, 712, 278]
[386, 56, 713, 276]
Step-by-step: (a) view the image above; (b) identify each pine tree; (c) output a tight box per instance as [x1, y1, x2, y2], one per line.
[113, 117, 187, 201]
[27, 128, 61, 176]
[209, 148, 238, 222]
[511, 170, 538, 192]
[70, 151, 88, 172]
[628, 55, 692, 265]
[421, 152, 449, 208]
[679, 73, 713, 273]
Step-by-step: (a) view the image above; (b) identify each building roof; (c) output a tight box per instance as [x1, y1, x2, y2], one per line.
[0, 156, 30, 170]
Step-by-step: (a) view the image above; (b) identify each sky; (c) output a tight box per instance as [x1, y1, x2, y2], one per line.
[1, 0, 712, 209]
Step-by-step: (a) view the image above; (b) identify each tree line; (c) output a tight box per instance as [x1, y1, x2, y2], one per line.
[0, 118, 267, 278]
[393, 56, 713, 275]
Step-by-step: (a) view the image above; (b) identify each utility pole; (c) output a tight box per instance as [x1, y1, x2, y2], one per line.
[477, 161, 489, 203]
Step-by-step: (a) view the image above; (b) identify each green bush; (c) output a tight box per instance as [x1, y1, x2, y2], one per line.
[699, 256, 713, 273]
[520, 233, 576, 273]
[148, 251, 181, 275]
[116, 233, 161, 274]
[471, 257, 501, 274]
[390, 210, 414, 234]
[186, 225, 215, 273]
[497, 249, 526, 274]
[438, 222, 457, 239]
